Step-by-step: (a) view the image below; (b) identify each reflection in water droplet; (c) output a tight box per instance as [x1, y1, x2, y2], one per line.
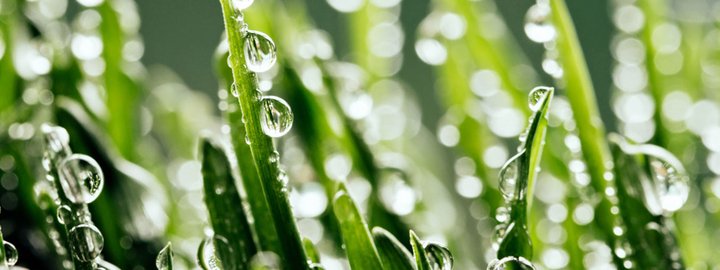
[244, 30, 277, 73]
[648, 157, 689, 213]
[68, 224, 104, 262]
[424, 242, 454, 270]
[156, 243, 173, 270]
[57, 205, 72, 225]
[498, 151, 524, 201]
[260, 96, 294, 138]
[3, 241, 17, 266]
[42, 124, 70, 154]
[524, 4, 556, 43]
[198, 236, 234, 270]
[528, 87, 552, 111]
[487, 256, 536, 270]
[58, 154, 104, 204]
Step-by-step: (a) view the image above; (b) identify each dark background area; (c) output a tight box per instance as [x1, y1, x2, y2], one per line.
[136, 0, 616, 131]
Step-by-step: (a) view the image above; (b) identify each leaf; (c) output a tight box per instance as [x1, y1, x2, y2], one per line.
[410, 230, 431, 270]
[332, 186, 383, 270]
[303, 238, 321, 265]
[372, 227, 414, 270]
[200, 137, 258, 268]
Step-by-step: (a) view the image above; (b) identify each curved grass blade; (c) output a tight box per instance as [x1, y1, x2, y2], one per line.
[332, 185, 383, 270]
[372, 227, 414, 270]
[410, 230, 431, 270]
[496, 87, 554, 260]
[200, 137, 258, 269]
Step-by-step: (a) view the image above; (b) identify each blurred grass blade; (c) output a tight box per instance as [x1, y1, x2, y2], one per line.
[218, 0, 307, 267]
[303, 238, 321, 265]
[372, 227, 414, 270]
[410, 230, 431, 270]
[156, 243, 173, 270]
[332, 186, 383, 270]
[200, 137, 258, 268]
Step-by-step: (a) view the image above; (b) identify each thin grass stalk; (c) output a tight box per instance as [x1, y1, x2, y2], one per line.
[218, 0, 308, 268]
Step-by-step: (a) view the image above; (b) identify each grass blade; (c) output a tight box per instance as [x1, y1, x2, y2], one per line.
[200, 137, 258, 268]
[410, 230, 431, 270]
[332, 186, 383, 270]
[372, 227, 415, 270]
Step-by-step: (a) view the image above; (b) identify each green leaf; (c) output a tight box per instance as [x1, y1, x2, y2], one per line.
[200, 137, 258, 268]
[410, 230, 431, 270]
[372, 227, 415, 270]
[303, 238, 321, 265]
[156, 242, 173, 270]
[332, 186, 383, 270]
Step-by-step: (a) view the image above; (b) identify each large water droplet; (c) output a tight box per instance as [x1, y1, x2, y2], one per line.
[647, 157, 689, 213]
[244, 30, 277, 73]
[57, 205, 72, 225]
[41, 124, 70, 154]
[528, 87, 552, 111]
[232, 0, 254, 11]
[524, 4, 556, 43]
[260, 96, 294, 137]
[424, 242, 453, 270]
[3, 241, 17, 266]
[156, 243, 173, 270]
[487, 256, 536, 270]
[68, 224, 104, 262]
[498, 150, 524, 201]
[58, 154, 104, 204]
[198, 236, 233, 270]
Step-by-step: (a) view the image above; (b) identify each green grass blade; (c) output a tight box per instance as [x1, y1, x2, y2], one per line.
[410, 230, 431, 270]
[0, 0, 19, 113]
[303, 238, 321, 265]
[156, 243, 174, 270]
[200, 137, 258, 268]
[218, 0, 307, 268]
[332, 186, 383, 270]
[372, 227, 415, 270]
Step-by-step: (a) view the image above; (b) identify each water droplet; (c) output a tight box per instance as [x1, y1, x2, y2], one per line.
[524, 3, 556, 43]
[269, 151, 280, 163]
[232, 0, 254, 11]
[57, 205, 72, 225]
[245, 134, 251, 145]
[68, 224, 104, 262]
[498, 150, 524, 201]
[231, 82, 239, 97]
[198, 236, 234, 270]
[495, 206, 509, 223]
[253, 90, 263, 102]
[156, 243, 173, 270]
[259, 96, 294, 138]
[491, 224, 507, 251]
[42, 124, 70, 154]
[42, 152, 51, 171]
[528, 87, 552, 111]
[648, 157, 689, 213]
[487, 256, 536, 270]
[244, 30, 277, 73]
[278, 170, 289, 186]
[424, 242, 453, 270]
[3, 241, 17, 266]
[58, 154, 104, 204]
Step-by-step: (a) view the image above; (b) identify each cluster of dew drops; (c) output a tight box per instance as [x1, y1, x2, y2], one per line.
[41, 125, 107, 268]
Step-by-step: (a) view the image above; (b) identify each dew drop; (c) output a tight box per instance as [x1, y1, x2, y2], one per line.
[491, 224, 507, 251]
[498, 150, 524, 201]
[232, 0, 254, 11]
[269, 151, 280, 163]
[524, 3, 556, 43]
[528, 87, 552, 111]
[259, 96, 294, 138]
[198, 236, 233, 270]
[648, 157, 689, 213]
[41, 124, 70, 154]
[231, 82, 239, 97]
[424, 242, 454, 270]
[58, 154, 104, 204]
[3, 241, 17, 266]
[227, 54, 234, 68]
[244, 30, 277, 73]
[253, 90, 263, 102]
[278, 170, 289, 186]
[42, 152, 51, 171]
[57, 205, 72, 225]
[156, 243, 173, 270]
[487, 256, 536, 270]
[245, 134, 251, 145]
[68, 224, 104, 262]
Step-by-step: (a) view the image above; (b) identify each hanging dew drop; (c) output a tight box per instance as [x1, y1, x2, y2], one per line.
[424, 242, 454, 270]
[259, 96, 294, 138]
[528, 87, 552, 112]
[57, 205, 72, 225]
[232, 0, 254, 11]
[156, 243, 173, 270]
[3, 241, 17, 266]
[68, 224, 104, 262]
[58, 154, 104, 204]
[244, 30, 277, 73]
[498, 150, 524, 201]
[524, 3, 556, 43]
[648, 157, 689, 213]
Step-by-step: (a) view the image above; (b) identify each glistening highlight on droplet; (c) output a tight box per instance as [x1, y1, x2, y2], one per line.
[244, 30, 277, 73]
[259, 96, 294, 138]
